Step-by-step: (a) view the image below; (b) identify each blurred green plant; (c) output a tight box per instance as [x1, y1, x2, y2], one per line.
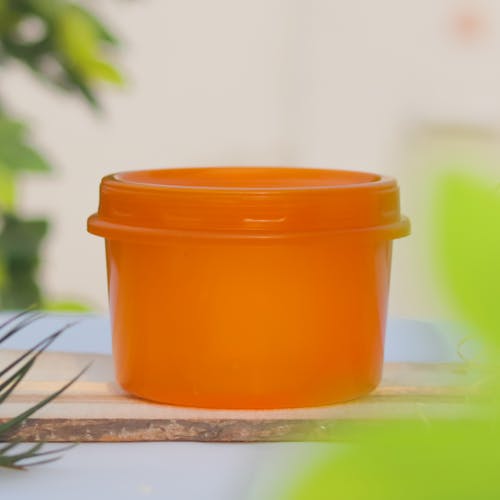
[435, 172, 500, 353]
[277, 171, 500, 500]
[0, 0, 123, 309]
[0, 311, 84, 469]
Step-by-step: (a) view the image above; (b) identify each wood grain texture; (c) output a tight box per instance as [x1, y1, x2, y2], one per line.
[0, 350, 480, 442]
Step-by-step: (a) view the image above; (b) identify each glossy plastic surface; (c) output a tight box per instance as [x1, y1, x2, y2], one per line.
[88, 167, 409, 409]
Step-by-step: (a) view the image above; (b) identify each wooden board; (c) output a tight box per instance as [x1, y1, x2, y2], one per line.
[0, 350, 479, 442]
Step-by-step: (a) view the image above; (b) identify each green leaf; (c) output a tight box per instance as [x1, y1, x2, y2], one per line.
[0, 140, 52, 172]
[0, 364, 89, 436]
[0, 1, 22, 34]
[55, 5, 123, 89]
[69, 5, 119, 45]
[0, 1, 123, 108]
[0, 314, 83, 469]
[281, 420, 500, 500]
[0, 214, 49, 309]
[0, 214, 48, 256]
[0, 357, 35, 404]
[56, 5, 100, 66]
[43, 300, 91, 312]
[0, 320, 72, 375]
[0, 258, 7, 290]
[0, 117, 26, 140]
[63, 64, 100, 108]
[0, 115, 52, 173]
[0, 163, 16, 209]
[0, 310, 42, 344]
[0, 442, 76, 470]
[433, 172, 500, 349]
[84, 58, 124, 85]
[27, 0, 65, 20]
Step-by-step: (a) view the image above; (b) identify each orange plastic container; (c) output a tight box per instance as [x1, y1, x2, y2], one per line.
[88, 167, 409, 409]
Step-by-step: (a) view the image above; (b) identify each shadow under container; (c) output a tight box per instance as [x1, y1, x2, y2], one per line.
[88, 167, 410, 409]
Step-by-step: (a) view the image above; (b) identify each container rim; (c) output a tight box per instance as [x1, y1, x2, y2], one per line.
[88, 167, 410, 241]
[109, 167, 391, 195]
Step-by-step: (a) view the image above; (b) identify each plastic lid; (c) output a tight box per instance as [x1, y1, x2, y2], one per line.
[88, 167, 410, 240]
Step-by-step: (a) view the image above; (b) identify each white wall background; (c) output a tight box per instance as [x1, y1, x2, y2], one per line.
[3, 0, 500, 315]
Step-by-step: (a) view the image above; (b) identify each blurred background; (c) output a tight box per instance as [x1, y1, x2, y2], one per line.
[2, 0, 500, 316]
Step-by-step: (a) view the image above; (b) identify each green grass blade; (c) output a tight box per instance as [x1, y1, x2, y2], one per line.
[0, 322, 76, 378]
[0, 358, 36, 404]
[0, 308, 36, 332]
[0, 364, 90, 436]
[0, 312, 45, 344]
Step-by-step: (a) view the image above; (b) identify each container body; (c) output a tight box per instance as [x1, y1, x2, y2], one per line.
[106, 232, 392, 408]
[89, 167, 409, 409]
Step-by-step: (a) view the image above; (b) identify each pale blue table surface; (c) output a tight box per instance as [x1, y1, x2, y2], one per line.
[0, 315, 465, 500]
